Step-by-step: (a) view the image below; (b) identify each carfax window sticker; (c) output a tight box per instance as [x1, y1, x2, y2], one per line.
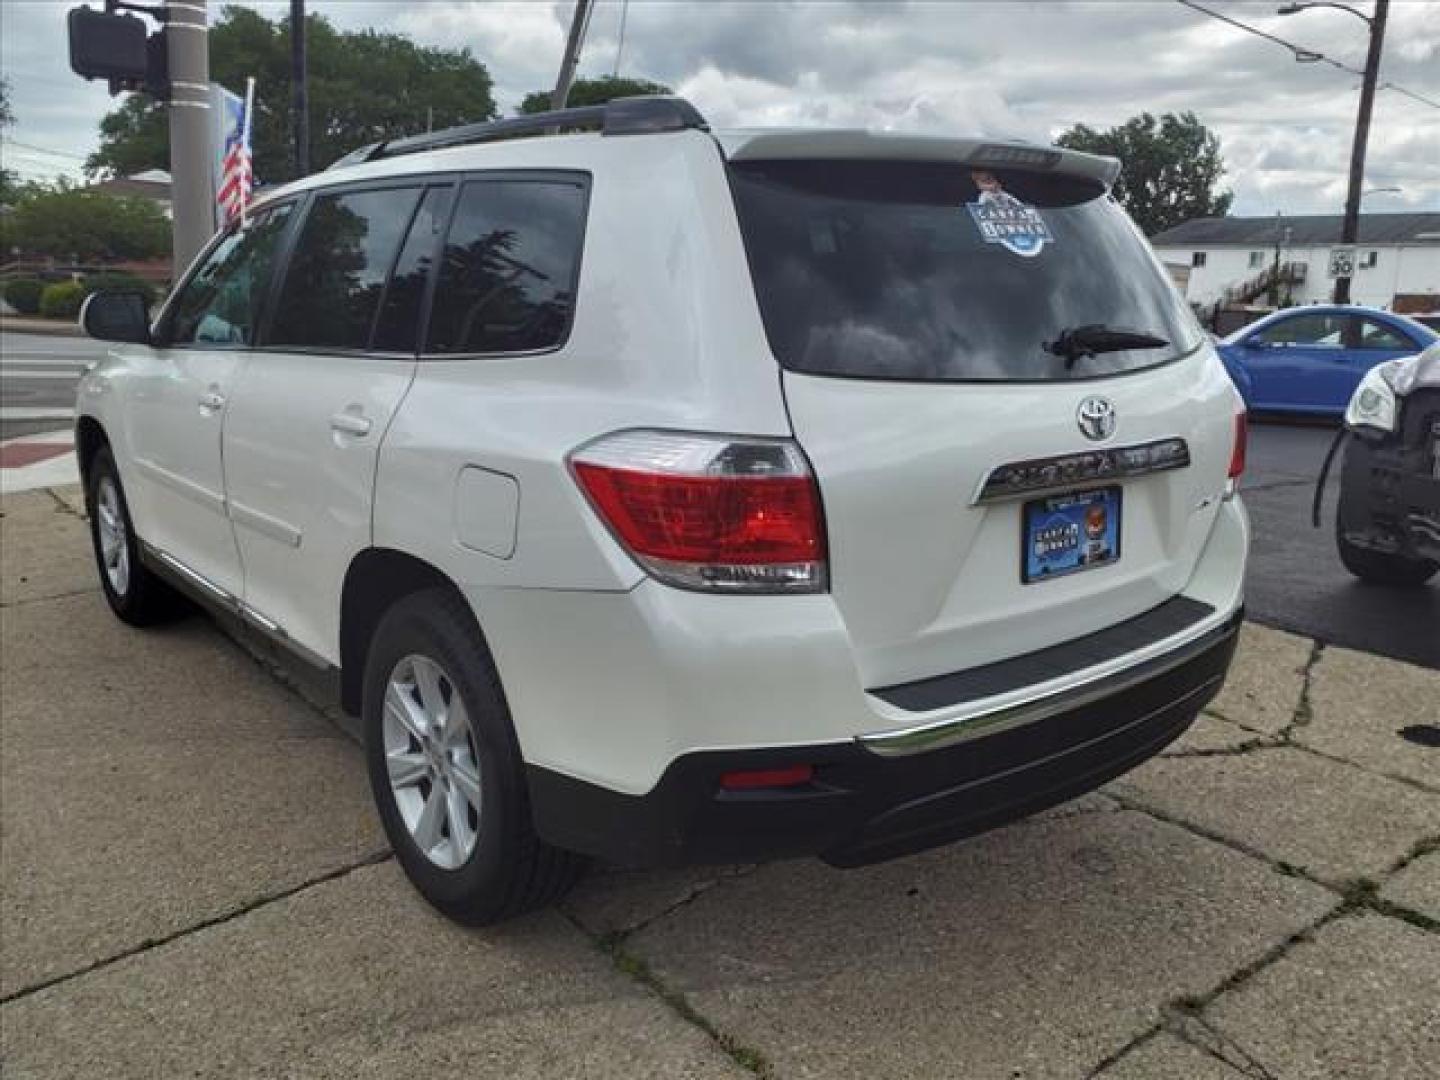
[966, 170, 1054, 258]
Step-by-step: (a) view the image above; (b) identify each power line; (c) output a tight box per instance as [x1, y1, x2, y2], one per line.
[1174, 0, 1438, 110]
[1382, 81, 1440, 110]
[0, 138, 88, 162]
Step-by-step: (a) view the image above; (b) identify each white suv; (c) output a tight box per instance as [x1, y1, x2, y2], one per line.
[76, 96, 1249, 923]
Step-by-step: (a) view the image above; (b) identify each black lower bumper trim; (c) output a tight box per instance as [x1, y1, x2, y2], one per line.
[1339, 413, 1440, 563]
[527, 610, 1241, 869]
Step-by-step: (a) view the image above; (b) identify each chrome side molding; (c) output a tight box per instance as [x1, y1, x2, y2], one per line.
[141, 542, 331, 670]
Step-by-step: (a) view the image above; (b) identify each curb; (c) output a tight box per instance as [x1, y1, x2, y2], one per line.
[0, 318, 85, 338]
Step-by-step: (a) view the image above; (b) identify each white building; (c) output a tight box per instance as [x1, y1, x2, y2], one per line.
[1151, 213, 1440, 314]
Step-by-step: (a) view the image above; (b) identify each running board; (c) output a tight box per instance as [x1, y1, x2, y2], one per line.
[140, 542, 333, 671]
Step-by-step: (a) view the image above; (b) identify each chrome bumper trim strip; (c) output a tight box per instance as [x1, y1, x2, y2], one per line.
[857, 603, 1240, 758]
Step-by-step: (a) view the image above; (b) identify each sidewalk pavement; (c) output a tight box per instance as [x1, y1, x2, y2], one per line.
[0, 429, 77, 494]
[2, 483, 1436, 1079]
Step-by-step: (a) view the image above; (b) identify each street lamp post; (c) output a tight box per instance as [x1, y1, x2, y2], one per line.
[1278, 0, 1390, 306]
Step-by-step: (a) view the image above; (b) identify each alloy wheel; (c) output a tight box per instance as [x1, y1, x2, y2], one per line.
[96, 477, 130, 597]
[382, 654, 483, 870]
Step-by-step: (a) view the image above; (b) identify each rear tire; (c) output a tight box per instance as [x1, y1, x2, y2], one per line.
[1335, 515, 1438, 587]
[362, 588, 586, 924]
[85, 446, 188, 626]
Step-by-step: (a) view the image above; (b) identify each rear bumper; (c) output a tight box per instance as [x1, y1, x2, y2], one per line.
[528, 608, 1240, 868]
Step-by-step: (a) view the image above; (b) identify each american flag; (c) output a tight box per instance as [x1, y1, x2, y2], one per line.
[217, 79, 254, 224]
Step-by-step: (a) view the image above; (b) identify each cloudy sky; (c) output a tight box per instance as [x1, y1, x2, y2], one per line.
[2, 0, 1436, 216]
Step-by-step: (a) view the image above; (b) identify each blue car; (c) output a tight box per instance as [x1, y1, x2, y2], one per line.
[1216, 305, 1438, 416]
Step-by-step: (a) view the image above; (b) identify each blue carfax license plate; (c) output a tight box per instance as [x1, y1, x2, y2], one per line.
[1022, 487, 1122, 583]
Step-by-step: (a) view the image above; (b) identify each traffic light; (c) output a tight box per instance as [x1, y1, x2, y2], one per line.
[67, 4, 168, 98]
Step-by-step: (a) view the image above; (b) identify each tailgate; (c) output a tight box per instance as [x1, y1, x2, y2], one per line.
[726, 154, 1240, 689]
[784, 358, 1237, 689]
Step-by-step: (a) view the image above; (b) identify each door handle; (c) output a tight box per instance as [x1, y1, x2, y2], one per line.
[198, 391, 226, 413]
[330, 412, 373, 437]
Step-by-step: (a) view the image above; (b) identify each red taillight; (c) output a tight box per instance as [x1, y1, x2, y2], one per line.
[720, 765, 815, 791]
[1228, 412, 1248, 480]
[571, 431, 826, 593]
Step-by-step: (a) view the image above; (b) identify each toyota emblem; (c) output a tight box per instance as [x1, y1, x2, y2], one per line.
[1076, 397, 1116, 442]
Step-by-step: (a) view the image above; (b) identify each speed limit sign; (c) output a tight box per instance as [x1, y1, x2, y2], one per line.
[1329, 247, 1356, 278]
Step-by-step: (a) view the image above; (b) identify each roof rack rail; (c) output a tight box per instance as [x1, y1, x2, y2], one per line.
[328, 95, 709, 171]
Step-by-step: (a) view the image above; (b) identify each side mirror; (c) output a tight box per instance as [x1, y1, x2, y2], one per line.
[80, 290, 151, 345]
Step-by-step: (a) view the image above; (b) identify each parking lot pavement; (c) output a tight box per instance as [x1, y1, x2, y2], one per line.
[3, 484, 1437, 1079]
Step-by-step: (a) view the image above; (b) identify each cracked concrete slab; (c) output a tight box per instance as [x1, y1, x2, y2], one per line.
[1303, 645, 1440, 791]
[1, 591, 383, 998]
[48, 482, 86, 518]
[1165, 712, 1273, 755]
[1113, 746, 1440, 884]
[1205, 914, 1440, 1080]
[566, 864, 758, 940]
[0, 862, 749, 1080]
[1207, 623, 1314, 735]
[1381, 852, 1440, 924]
[566, 795, 1121, 939]
[613, 809, 1333, 1080]
[0, 489, 96, 606]
[1100, 1033, 1246, 1079]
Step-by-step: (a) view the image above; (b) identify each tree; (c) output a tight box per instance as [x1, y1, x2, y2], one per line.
[86, 4, 497, 183]
[0, 181, 171, 262]
[1056, 112, 1233, 237]
[517, 75, 671, 115]
[0, 76, 17, 204]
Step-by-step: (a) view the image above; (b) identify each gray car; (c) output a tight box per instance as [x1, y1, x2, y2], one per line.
[1322, 342, 1440, 586]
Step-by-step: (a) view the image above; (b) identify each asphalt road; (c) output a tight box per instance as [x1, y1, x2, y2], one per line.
[2, 330, 1433, 667]
[1241, 417, 1438, 669]
[0, 331, 92, 440]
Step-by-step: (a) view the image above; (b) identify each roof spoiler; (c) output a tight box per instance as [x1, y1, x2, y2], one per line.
[329, 95, 710, 171]
[717, 130, 1121, 189]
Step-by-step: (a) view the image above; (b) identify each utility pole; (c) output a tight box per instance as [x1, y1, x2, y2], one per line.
[291, 0, 309, 177]
[166, 0, 212, 273]
[1268, 212, 1284, 308]
[550, 0, 593, 111]
[1279, 0, 1389, 305]
[1336, 0, 1388, 304]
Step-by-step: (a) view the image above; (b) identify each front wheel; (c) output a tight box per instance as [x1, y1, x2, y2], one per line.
[362, 589, 586, 924]
[1335, 516, 1438, 588]
[85, 446, 188, 625]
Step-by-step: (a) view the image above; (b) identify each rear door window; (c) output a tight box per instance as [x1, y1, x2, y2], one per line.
[372, 185, 453, 353]
[1359, 318, 1414, 351]
[425, 176, 588, 355]
[1253, 313, 1346, 348]
[728, 160, 1202, 382]
[268, 185, 423, 351]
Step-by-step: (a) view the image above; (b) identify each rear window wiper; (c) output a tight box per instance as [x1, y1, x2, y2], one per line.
[1045, 324, 1169, 370]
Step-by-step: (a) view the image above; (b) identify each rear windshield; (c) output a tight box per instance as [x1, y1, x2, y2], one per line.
[728, 160, 1202, 382]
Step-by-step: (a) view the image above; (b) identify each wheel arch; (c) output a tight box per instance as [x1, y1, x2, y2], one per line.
[339, 548, 472, 715]
[74, 415, 109, 487]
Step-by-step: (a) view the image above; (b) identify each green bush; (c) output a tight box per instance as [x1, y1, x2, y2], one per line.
[38, 281, 86, 320]
[84, 271, 158, 307]
[3, 277, 46, 315]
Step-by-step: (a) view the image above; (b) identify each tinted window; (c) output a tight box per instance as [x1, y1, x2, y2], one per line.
[426, 178, 587, 355]
[1253, 313, 1346, 347]
[269, 186, 422, 350]
[165, 203, 294, 346]
[1359, 318, 1412, 350]
[372, 186, 451, 353]
[728, 160, 1201, 382]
